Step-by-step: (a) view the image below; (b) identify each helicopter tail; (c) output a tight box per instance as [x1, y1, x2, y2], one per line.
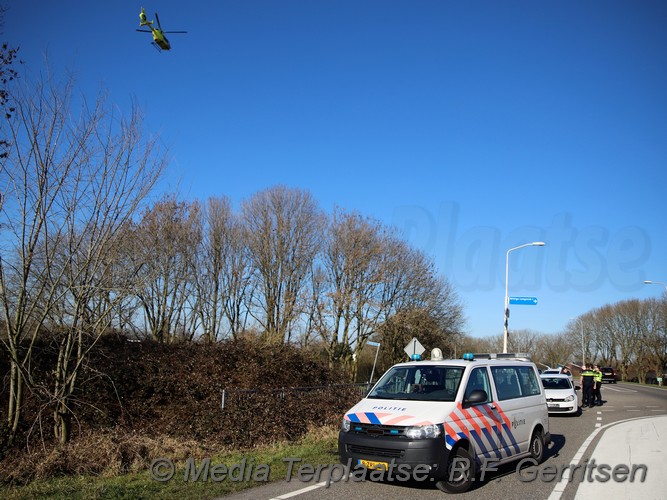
[139, 7, 153, 26]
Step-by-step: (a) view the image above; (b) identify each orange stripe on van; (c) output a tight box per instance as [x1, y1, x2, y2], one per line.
[449, 408, 471, 438]
[459, 407, 485, 438]
[492, 404, 511, 427]
[445, 423, 460, 441]
[476, 404, 503, 434]
[384, 415, 414, 425]
[470, 405, 497, 435]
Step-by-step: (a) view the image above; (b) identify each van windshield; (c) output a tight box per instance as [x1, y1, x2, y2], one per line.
[368, 365, 464, 401]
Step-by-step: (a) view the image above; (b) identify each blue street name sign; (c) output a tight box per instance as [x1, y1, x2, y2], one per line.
[509, 296, 538, 306]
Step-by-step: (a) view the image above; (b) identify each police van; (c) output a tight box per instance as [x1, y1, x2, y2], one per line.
[338, 351, 550, 493]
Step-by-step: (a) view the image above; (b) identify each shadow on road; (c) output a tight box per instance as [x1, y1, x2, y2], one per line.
[353, 434, 567, 494]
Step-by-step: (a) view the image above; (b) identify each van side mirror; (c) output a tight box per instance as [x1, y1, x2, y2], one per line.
[464, 389, 488, 406]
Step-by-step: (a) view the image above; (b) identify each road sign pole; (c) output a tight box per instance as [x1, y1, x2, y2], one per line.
[503, 242, 545, 353]
[404, 338, 425, 360]
[368, 342, 381, 386]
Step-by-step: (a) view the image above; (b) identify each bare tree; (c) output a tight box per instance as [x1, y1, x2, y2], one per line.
[645, 297, 667, 382]
[346, 231, 455, 380]
[131, 195, 200, 343]
[371, 247, 464, 375]
[218, 201, 254, 339]
[575, 297, 667, 382]
[311, 209, 384, 371]
[506, 328, 541, 355]
[193, 196, 252, 341]
[532, 332, 573, 369]
[619, 298, 663, 384]
[312, 208, 464, 380]
[102, 222, 148, 337]
[241, 186, 323, 344]
[191, 197, 226, 342]
[585, 309, 615, 367]
[0, 69, 164, 443]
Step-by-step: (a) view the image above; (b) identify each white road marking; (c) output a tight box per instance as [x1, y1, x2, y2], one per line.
[270, 481, 328, 499]
[547, 415, 658, 500]
[604, 386, 637, 393]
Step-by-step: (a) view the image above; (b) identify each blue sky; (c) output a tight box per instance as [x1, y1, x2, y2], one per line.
[5, 1, 667, 338]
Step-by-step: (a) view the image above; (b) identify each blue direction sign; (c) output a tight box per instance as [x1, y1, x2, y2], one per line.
[509, 296, 538, 305]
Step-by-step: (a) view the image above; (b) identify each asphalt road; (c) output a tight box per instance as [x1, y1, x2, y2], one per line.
[219, 382, 666, 500]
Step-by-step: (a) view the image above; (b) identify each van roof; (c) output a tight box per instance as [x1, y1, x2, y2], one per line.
[393, 356, 536, 368]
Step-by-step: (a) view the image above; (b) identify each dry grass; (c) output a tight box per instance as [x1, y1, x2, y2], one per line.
[1, 425, 342, 499]
[1, 424, 342, 486]
[0, 430, 209, 485]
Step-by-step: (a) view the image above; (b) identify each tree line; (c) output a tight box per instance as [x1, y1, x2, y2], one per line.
[0, 67, 464, 446]
[123, 190, 464, 369]
[572, 297, 667, 383]
[461, 295, 667, 384]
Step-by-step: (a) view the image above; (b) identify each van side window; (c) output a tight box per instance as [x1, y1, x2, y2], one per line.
[464, 367, 491, 404]
[491, 367, 522, 400]
[517, 366, 541, 396]
[492, 366, 542, 400]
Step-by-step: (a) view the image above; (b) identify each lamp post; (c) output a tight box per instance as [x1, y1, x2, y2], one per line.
[580, 320, 584, 367]
[571, 317, 585, 367]
[644, 280, 666, 387]
[503, 241, 545, 353]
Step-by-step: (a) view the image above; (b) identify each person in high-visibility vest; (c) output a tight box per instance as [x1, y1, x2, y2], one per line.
[580, 363, 596, 408]
[593, 364, 603, 406]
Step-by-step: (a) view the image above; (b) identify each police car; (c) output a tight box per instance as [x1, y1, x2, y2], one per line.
[339, 351, 551, 493]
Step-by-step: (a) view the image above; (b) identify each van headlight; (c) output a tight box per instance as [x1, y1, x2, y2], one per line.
[341, 418, 351, 432]
[405, 423, 442, 439]
[564, 395, 575, 402]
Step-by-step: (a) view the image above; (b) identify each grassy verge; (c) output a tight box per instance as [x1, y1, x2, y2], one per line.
[2, 427, 340, 500]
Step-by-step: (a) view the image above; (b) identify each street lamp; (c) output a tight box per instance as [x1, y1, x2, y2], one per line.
[503, 241, 545, 353]
[644, 280, 667, 387]
[644, 280, 667, 292]
[570, 317, 585, 367]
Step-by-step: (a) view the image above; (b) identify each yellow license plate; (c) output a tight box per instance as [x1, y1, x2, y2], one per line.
[358, 459, 389, 470]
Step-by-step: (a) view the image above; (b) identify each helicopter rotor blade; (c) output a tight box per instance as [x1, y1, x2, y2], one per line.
[163, 31, 187, 34]
[136, 29, 152, 33]
[155, 12, 163, 30]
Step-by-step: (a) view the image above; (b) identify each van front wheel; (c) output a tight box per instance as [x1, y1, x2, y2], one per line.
[435, 445, 476, 494]
[529, 430, 544, 464]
